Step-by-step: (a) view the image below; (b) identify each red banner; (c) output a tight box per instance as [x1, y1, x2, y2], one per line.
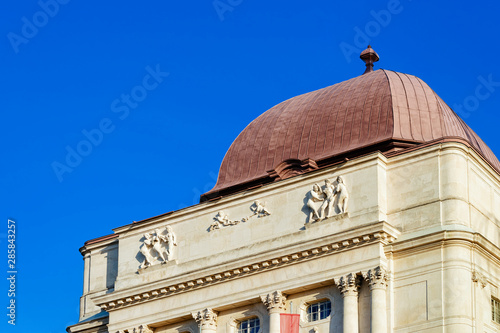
[280, 314, 300, 333]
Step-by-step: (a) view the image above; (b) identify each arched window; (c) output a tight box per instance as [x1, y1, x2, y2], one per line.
[237, 317, 260, 333]
[306, 299, 332, 322]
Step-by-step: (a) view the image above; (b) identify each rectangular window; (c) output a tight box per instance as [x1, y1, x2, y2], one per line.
[493, 297, 500, 324]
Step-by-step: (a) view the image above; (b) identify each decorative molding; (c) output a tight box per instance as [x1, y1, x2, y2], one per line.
[306, 176, 349, 223]
[267, 158, 319, 180]
[96, 229, 397, 311]
[139, 225, 177, 270]
[335, 273, 360, 297]
[363, 266, 388, 290]
[304, 212, 348, 229]
[209, 200, 270, 231]
[472, 270, 488, 288]
[260, 290, 287, 313]
[192, 308, 218, 330]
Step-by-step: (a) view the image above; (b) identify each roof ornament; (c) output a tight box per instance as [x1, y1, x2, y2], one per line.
[360, 45, 379, 74]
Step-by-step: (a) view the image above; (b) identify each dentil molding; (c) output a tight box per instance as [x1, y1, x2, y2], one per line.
[96, 226, 398, 311]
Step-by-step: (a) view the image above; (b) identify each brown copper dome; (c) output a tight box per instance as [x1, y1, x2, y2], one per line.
[200, 69, 500, 202]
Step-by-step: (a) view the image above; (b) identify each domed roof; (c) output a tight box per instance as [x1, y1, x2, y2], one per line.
[200, 68, 500, 202]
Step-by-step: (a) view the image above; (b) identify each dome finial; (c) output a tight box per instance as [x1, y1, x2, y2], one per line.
[360, 45, 380, 74]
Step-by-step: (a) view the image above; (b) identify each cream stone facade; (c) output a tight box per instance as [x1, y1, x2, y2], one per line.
[67, 48, 500, 333]
[67, 142, 500, 333]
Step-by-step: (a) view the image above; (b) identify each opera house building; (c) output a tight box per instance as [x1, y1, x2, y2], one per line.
[67, 47, 500, 333]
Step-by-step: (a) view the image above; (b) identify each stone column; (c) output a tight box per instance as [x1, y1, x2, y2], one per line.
[364, 266, 388, 333]
[192, 308, 218, 333]
[260, 290, 287, 333]
[83, 253, 90, 294]
[336, 273, 360, 333]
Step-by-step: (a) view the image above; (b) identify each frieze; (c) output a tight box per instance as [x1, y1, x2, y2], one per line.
[209, 200, 270, 231]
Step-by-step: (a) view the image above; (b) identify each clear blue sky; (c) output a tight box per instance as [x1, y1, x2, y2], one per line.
[1, 0, 500, 332]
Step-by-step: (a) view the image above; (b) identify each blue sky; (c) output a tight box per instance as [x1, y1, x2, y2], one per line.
[1, 0, 500, 332]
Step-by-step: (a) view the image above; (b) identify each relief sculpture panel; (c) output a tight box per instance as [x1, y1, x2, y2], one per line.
[139, 225, 177, 269]
[306, 176, 349, 223]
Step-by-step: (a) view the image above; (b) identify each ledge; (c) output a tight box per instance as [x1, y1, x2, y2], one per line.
[66, 312, 109, 333]
[93, 221, 400, 311]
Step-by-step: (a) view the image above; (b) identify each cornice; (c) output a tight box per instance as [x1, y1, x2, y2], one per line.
[387, 227, 500, 265]
[386, 141, 500, 183]
[80, 235, 118, 256]
[66, 315, 108, 333]
[93, 222, 399, 311]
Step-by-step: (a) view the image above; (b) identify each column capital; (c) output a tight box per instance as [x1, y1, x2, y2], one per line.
[260, 290, 287, 313]
[135, 325, 153, 333]
[363, 266, 388, 290]
[335, 273, 360, 297]
[192, 308, 218, 330]
[472, 270, 488, 288]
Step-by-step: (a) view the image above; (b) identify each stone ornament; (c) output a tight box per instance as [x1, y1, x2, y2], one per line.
[251, 200, 271, 217]
[115, 325, 153, 333]
[306, 176, 349, 223]
[335, 273, 360, 297]
[209, 200, 271, 231]
[192, 308, 218, 330]
[472, 270, 488, 288]
[134, 325, 153, 333]
[260, 290, 287, 313]
[139, 225, 177, 269]
[363, 266, 388, 290]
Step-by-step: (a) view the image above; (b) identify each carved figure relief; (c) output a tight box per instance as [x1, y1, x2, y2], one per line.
[306, 176, 349, 223]
[116, 325, 153, 333]
[209, 200, 271, 231]
[139, 225, 177, 269]
[251, 200, 271, 217]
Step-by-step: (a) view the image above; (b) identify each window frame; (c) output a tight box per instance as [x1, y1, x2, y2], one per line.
[236, 316, 261, 333]
[493, 296, 500, 325]
[305, 299, 332, 323]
